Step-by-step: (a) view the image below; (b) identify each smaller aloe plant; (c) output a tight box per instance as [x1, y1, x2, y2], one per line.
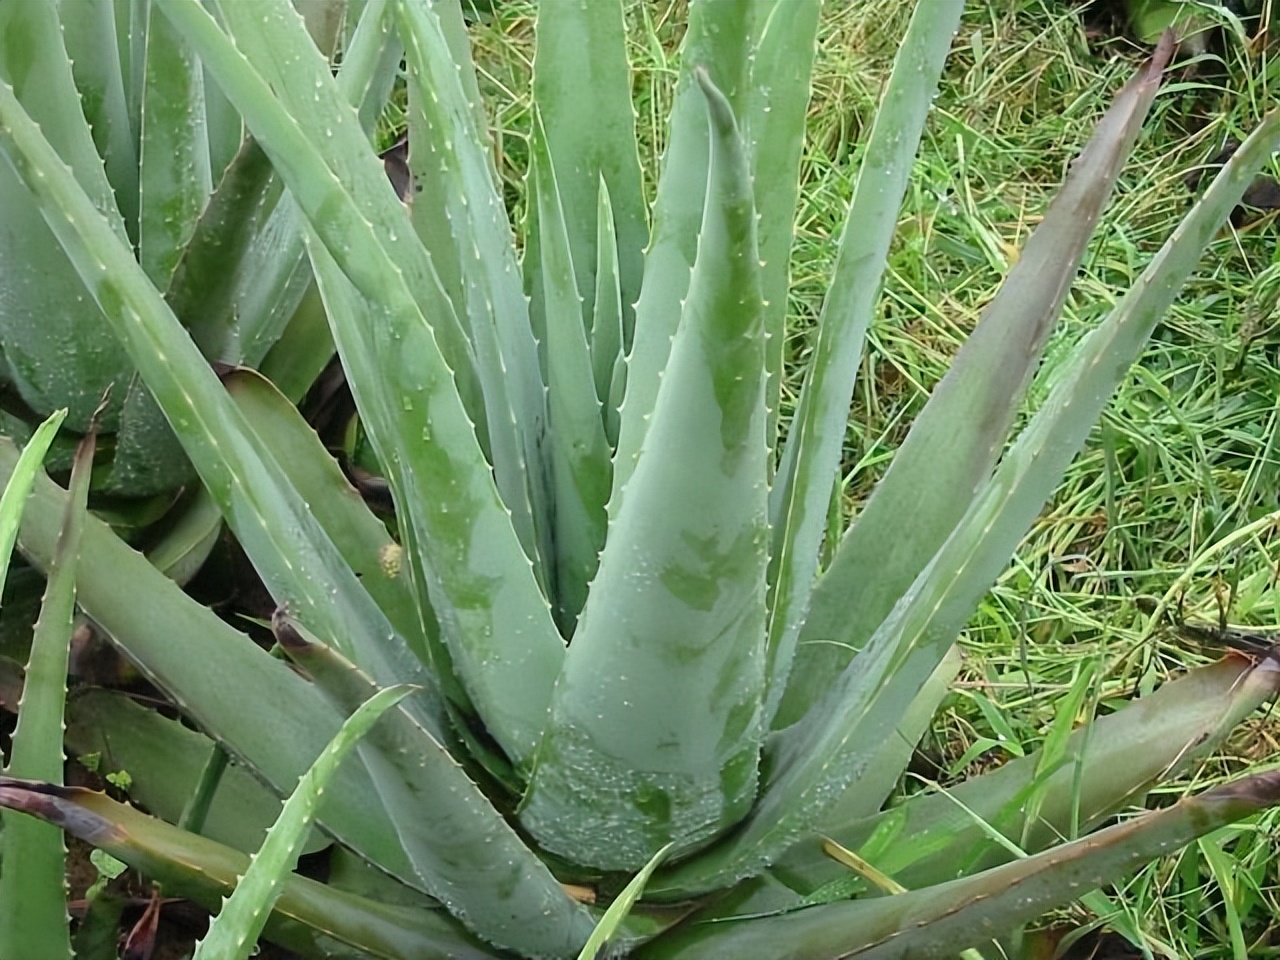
[1, 1, 1279, 959]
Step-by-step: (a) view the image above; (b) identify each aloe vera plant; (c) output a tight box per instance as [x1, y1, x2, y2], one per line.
[1, 1, 1279, 958]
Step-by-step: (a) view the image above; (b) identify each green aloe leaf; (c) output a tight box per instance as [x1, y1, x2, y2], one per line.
[161, 0, 568, 765]
[58, 0, 137, 235]
[193, 684, 413, 960]
[0, 51, 443, 737]
[610, 0, 759, 504]
[591, 179, 626, 440]
[655, 94, 1280, 900]
[706, 655, 1280, 919]
[0, 429, 92, 960]
[0, 441, 443, 900]
[531, 112, 612, 630]
[764, 0, 963, 727]
[222, 369, 426, 661]
[577, 844, 675, 960]
[641, 769, 1280, 960]
[64, 689, 327, 858]
[526, 0, 647, 348]
[0, 1, 133, 432]
[522, 70, 770, 871]
[272, 615, 600, 958]
[0, 777, 506, 960]
[775, 34, 1173, 728]
[740, 0, 821, 437]
[0, 410, 65, 592]
[137, 2, 211, 287]
[397, 0, 550, 573]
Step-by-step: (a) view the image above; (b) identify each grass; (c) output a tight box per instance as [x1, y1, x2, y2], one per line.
[466, 0, 1280, 955]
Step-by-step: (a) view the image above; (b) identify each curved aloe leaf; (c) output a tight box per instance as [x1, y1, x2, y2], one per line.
[531, 113, 612, 630]
[0, 442, 449, 901]
[0, 2, 133, 432]
[526, 0, 647, 346]
[764, 0, 963, 727]
[0, 430, 91, 960]
[64, 689, 327, 858]
[700, 656, 1280, 918]
[272, 615, 600, 958]
[641, 770, 1280, 960]
[610, 0, 759, 504]
[138, 3, 211, 287]
[775, 34, 1173, 728]
[194, 684, 413, 960]
[522, 71, 770, 870]
[397, 0, 552, 574]
[0, 410, 65, 591]
[160, 0, 568, 766]
[0, 58, 447, 737]
[741, 0, 821, 437]
[0, 777, 506, 960]
[653, 107, 1280, 898]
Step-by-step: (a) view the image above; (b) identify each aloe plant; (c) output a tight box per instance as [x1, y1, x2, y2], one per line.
[1, 1, 1279, 958]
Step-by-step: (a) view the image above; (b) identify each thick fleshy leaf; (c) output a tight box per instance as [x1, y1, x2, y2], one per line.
[694, 656, 1280, 917]
[194, 684, 413, 960]
[640, 770, 1280, 960]
[0, 56, 446, 739]
[0, 410, 65, 592]
[774, 34, 1174, 728]
[0, 2, 133, 432]
[652, 105, 1280, 898]
[0, 778, 506, 960]
[273, 617, 600, 958]
[223, 369, 425, 659]
[531, 113, 611, 630]
[610, 0, 758, 504]
[522, 72, 769, 871]
[398, 0, 551, 575]
[740, 0, 820, 438]
[0, 431, 91, 960]
[590, 179, 626, 436]
[137, 3, 211, 287]
[64, 689, 327, 857]
[764, 0, 963, 727]
[526, 0, 647, 345]
[0, 442, 451, 903]
[161, 0, 567, 765]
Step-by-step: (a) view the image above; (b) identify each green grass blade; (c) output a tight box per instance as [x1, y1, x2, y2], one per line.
[777, 39, 1172, 728]
[0, 777, 508, 960]
[0, 1, 134, 431]
[527, 0, 647, 345]
[273, 616, 599, 957]
[642, 770, 1280, 960]
[611, 0, 758, 503]
[137, 2, 211, 286]
[193, 684, 413, 960]
[0, 62, 439, 729]
[522, 71, 770, 870]
[0, 410, 65, 593]
[0, 439, 439, 898]
[531, 113, 612, 631]
[763, 0, 963, 727]
[0, 430, 92, 960]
